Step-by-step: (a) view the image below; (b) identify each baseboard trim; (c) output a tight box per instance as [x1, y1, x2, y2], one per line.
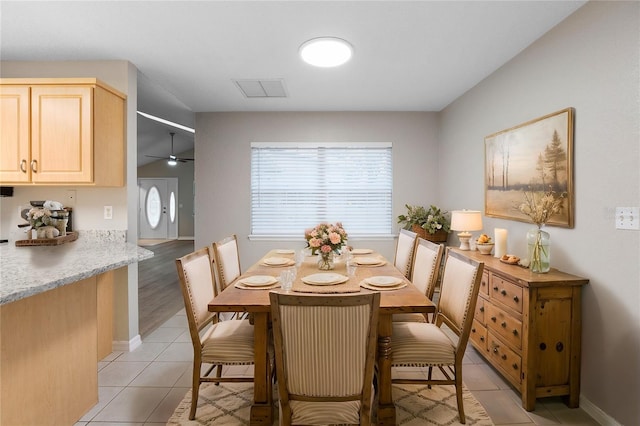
[580, 394, 620, 426]
[113, 335, 142, 352]
[178, 236, 194, 241]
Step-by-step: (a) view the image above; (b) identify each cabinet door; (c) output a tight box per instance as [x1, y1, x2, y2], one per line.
[0, 86, 31, 182]
[31, 86, 93, 183]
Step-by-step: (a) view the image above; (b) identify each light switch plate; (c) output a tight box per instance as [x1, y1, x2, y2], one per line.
[615, 207, 639, 230]
[104, 205, 113, 220]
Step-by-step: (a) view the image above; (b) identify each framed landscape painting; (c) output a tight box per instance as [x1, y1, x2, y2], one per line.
[484, 108, 574, 228]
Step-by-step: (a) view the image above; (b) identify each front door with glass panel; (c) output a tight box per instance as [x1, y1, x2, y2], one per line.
[138, 178, 178, 239]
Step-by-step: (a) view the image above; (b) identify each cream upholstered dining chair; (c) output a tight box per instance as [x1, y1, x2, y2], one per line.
[394, 228, 418, 278]
[393, 237, 444, 323]
[175, 246, 257, 420]
[211, 234, 246, 320]
[211, 234, 242, 294]
[391, 249, 484, 424]
[270, 292, 380, 426]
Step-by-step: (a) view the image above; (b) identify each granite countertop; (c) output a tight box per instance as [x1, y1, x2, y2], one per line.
[0, 231, 154, 305]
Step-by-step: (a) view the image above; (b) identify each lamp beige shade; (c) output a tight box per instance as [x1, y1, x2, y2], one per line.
[450, 210, 483, 232]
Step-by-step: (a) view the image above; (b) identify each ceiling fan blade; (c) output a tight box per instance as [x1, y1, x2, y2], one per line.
[176, 157, 194, 162]
[145, 155, 168, 159]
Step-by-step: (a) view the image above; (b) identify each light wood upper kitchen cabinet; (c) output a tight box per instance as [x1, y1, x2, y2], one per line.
[0, 78, 126, 186]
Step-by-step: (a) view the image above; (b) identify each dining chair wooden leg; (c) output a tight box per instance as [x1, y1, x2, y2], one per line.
[190, 364, 201, 420]
[456, 373, 466, 423]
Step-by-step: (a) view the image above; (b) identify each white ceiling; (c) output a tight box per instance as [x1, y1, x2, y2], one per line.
[0, 1, 586, 166]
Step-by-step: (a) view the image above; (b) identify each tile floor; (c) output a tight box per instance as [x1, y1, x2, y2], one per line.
[76, 310, 600, 425]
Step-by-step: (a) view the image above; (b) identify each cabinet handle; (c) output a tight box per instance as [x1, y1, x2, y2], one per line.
[20, 159, 27, 173]
[513, 295, 519, 303]
[30, 159, 37, 173]
[500, 289, 507, 296]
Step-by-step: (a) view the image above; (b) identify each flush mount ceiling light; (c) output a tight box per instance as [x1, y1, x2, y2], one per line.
[299, 37, 353, 67]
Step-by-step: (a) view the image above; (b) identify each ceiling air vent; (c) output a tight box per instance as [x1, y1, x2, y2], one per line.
[234, 79, 287, 98]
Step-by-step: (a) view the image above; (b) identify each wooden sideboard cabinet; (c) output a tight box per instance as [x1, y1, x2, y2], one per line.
[0, 78, 125, 186]
[454, 248, 588, 411]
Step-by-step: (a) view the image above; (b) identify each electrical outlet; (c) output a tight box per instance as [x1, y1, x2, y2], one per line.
[615, 207, 639, 230]
[66, 190, 76, 207]
[104, 206, 113, 220]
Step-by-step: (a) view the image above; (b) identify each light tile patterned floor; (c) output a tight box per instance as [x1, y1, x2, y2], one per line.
[76, 310, 600, 425]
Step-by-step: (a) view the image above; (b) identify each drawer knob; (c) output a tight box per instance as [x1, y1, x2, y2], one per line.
[501, 354, 507, 360]
[540, 342, 547, 350]
[471, 328, 476, 333]
[480, 336, 485, 342]
[493, 346, 499, 353]
[500, 289, 507, 296]
[493, 286, 499, 291]
[556, 342, 564, 352]
[512, 329, 518, 336]
[491, 316, 497, 322]
[480, 306, 484, 312]
[513, 296, 519, 303]
[501, 322, 507, 328]
[512, 363, 518, 370]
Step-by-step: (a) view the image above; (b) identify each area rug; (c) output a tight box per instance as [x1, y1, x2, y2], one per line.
[167, 382, 494, 425]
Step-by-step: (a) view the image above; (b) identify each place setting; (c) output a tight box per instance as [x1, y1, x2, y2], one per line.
[351, 255, 386, 267]
[359, 275, 407, 291]
[260, 256, 295, 267]
[234, 275, 281, 290]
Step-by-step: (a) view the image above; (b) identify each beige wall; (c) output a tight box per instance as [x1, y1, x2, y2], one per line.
[137, 149, 195, 238]
[438, 2, 639, 424]
[194, 112, 440, 266]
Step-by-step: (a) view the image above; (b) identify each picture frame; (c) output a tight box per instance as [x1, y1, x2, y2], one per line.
[484, 107, 574, 228]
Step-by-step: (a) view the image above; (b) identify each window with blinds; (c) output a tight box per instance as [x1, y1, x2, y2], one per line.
[250, 142, 393, 238]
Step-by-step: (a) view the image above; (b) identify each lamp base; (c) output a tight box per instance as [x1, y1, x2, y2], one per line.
[457, 232, 472, 251]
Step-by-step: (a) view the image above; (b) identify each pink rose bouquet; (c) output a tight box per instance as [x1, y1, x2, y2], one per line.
[304, 222, 348, 255]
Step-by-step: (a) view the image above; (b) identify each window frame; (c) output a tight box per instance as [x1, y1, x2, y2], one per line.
[249, 142, 395, 241]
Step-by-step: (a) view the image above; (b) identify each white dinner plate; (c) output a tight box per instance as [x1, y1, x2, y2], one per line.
[276, 249, 295, 254]
[240, 275, 278, 287]
[365, 276, 403, 287]
[354, 256, 383, 265]
[302, 273, 349, 286]
[351, 248, 373, 255]
[262, 257, 291, 266]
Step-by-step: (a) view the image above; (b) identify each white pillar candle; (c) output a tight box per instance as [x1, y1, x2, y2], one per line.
[494, 228, 507, 258]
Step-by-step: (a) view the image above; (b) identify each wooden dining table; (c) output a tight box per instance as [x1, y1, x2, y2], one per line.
[208, 249, 436, 426]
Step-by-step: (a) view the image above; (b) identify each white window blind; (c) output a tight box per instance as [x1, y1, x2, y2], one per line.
[251, 142, 393, 238]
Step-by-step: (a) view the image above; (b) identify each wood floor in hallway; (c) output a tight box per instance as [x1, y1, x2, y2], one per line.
[137, 239, 194, 338]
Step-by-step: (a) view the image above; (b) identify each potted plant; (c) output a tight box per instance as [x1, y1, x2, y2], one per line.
[397, 204, 450, 242]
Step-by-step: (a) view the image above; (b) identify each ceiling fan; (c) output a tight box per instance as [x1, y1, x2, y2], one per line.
[145, 132, 194, 165]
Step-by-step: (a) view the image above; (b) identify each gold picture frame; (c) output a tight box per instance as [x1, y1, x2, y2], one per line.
[484, 108, 574, 228]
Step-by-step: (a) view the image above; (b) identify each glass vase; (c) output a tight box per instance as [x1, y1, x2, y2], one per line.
[527, 227, 550, 273]
[317, 251, 335, 270]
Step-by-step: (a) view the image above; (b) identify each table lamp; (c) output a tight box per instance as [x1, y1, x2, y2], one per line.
[450, 210, 483, 250]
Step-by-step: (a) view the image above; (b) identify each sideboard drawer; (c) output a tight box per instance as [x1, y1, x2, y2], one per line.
[480, 271, 490, 296]
[486, 303, 523, 350]
[474, 297, 486, 323]
[470, 319, 488, 352]
[490, 275, 523, 313]
[489, 334, 522, 386]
